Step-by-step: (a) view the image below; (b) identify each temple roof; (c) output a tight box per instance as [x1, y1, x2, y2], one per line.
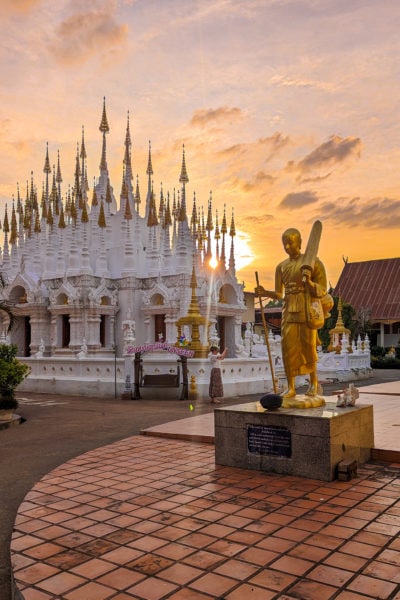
[333, 258, 400, 323]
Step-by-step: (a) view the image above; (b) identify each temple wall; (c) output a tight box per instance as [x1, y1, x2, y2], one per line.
[17, 356, 274, 399]
[17, 350, 372, 399]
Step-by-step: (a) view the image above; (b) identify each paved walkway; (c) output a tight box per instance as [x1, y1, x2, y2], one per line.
[9, 381, 400, 599]
[141, 381, 400, 457]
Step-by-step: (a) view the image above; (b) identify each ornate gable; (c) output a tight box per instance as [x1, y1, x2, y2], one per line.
[88, 278, 118, 306]
[49, 278, 81, 306]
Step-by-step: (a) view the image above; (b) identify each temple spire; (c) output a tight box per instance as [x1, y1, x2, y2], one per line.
[228, 208, 236, 274]
[99, 97, 110, 172]
[123, 111, 133, 184]
[147, 185, 158, 227]
[145, 141, 153, 221]
[80, 126, 88, 198]
[214, 208, 220, 263]
[43, 142, 51, 206]
[122, 167, 132, 220]
[9, 200, 18, 245]
[178, 145, 188, 222]
[91, 177, 98, 206]
[134, 175, 141, 213]
[74, 143, 83, 209]
[98, 198, 107, 228]
[56, 149, 63, 204]
[220, 204, 227, 268]
[146, 140, 153, 178]
[205, 191, 213, 262]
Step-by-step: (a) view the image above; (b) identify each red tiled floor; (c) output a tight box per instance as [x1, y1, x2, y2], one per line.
[323, 551, 369, 572]
[248, 568, 296, 591]
[225, 582, 277, 599]
[270, 554, 314, 576]
[10, 423, 400, 600]
[347, 574, 397, 598]
[287, 578, 338, 599]
[307, 563, 354, 586]
[127, 575, 178, 599]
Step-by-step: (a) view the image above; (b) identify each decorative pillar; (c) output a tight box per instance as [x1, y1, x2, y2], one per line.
[87, 311, 102, 349]
[50, 313, 58, 354]
[144, 315, 151, 344]
[68, 310, 82, 350]
[164, 315, 177, 344]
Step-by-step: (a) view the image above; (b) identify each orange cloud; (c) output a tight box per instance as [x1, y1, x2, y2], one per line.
[287, 135, 362, 176]
[232, 171, 276, 193]
[190, 106, 244, 127]
[49, 8, 128, 65]
[218, 132, 289, 161]
[0, 0, 39, 14]
[320, 196, 400, 229]
[280, 190, 319, 209]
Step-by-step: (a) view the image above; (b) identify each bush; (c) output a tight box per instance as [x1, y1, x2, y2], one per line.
[371, 356, 400, 369]
[0, 344, 30, 408]
[370, 345, 386, 358]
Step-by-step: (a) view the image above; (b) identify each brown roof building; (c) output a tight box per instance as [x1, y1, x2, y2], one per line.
[333, 258, 400, 348]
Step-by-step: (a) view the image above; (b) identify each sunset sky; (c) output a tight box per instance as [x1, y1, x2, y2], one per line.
[0, 0, 399, 291]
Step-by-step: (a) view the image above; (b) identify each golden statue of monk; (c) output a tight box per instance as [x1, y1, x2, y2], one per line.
[256, 225, 333, 407]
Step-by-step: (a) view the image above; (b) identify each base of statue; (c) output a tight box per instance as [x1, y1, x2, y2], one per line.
[214, 399, 374, 481]
[282, 393, 325, 409]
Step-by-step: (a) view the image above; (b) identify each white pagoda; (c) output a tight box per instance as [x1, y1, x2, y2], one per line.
[0, 100, 258, 397]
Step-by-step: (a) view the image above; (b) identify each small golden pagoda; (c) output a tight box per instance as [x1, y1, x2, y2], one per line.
[328, 297, 351, 353]
[175, 265, 209, 358]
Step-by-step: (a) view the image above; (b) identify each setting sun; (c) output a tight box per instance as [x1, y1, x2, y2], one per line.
[209, 256, 218, 269]
[234, 230, 255, 273]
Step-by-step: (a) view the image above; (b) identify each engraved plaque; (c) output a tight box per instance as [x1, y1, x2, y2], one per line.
[248, 425, 291, 458]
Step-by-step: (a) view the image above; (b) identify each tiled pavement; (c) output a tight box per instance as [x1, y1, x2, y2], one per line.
[11, 382, 400, 600]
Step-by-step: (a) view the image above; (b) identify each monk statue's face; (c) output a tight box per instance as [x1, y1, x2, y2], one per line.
[282, 231, 301, 258]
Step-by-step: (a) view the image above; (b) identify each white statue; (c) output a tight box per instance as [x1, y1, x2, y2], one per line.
[209, 322, 220, 347]
[35, 338, 45, 358]
[336, 383, 359, 407]
[122, 317, 136, 342]
[76, 338, 88, 359]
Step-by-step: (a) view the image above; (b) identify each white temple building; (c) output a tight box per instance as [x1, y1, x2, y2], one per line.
[0, 100, 264, 397]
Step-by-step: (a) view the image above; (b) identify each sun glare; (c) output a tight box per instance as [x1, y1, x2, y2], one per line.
[209, 256, 218, 269]
[234, 230, 255, 271]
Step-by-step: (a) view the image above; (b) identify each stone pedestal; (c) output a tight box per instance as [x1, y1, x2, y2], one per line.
[214, 401, 374, 481]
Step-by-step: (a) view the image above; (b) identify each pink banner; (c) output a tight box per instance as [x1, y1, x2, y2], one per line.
[126, 342, 195, 358]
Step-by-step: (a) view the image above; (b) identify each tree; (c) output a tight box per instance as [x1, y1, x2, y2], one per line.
[0, 344, 30, 412]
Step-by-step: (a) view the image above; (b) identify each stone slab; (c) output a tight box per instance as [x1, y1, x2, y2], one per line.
[214, 401, 374, 481]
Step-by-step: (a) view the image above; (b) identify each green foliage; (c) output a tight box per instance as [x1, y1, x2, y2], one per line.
[371, 356, 400, 369]
[0, 344, 30, 407]
[370, 345, 400, 368]
[371, 345, 386, 358]
[318, 296, 356, 350]
[266, 299, 283, 308]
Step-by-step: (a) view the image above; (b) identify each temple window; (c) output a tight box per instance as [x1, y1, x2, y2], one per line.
[9, 285, 27, 304]
[61, 315, 70, 348]
[152, 293, 164, 306]
[154, 314, 166, 342]
[100, 315, 106, 346]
